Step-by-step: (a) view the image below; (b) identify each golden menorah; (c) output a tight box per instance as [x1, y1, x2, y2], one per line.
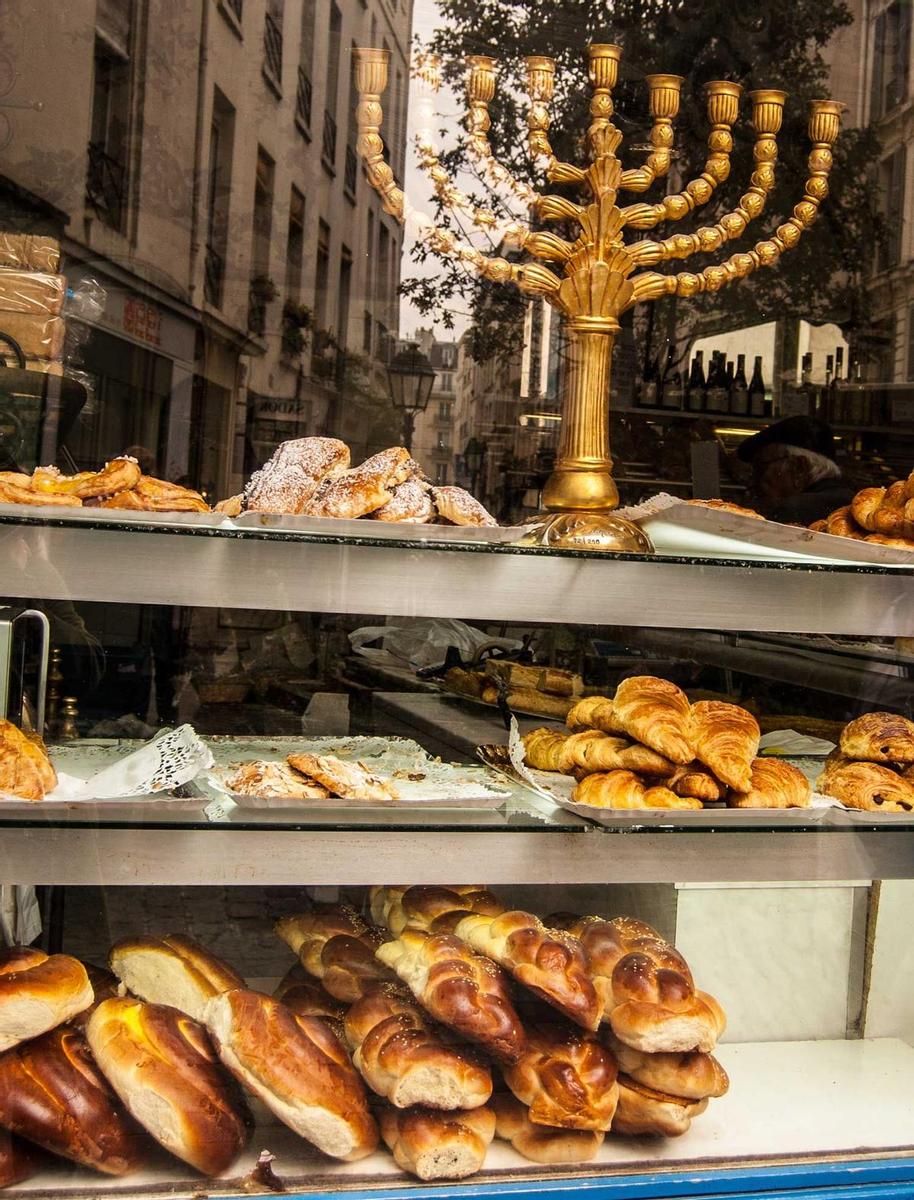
[352, 43, 844, 551]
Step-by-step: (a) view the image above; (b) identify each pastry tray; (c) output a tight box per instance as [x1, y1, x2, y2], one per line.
[634, 500, 914, 566]
[232, 510, 528, 543]
[203, 734, 512, 810]
[0, 501, 229, 529]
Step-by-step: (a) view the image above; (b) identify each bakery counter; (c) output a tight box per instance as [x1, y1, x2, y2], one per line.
[6, 1039, 914, 1199]
[4, 513, 914, 633]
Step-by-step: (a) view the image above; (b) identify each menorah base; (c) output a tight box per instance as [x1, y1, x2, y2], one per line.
[518, 511, 655, 554]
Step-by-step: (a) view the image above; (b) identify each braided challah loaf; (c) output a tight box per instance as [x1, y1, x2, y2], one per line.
[376, 929, 527, 1064]
[453, 910, 602, 1031]
[558, 916, 725, 1053]
[491, 1092, 604, 1163]
[613, 1076, 708, 1136]
[502, 1020, 619, 1132]
[344, 985, 492, 1110]
[378, 1103, 495, 1181]
[602, 1031, 729, 1100]
[370, 885, 504, 936]
[275, 905, 396, 1001]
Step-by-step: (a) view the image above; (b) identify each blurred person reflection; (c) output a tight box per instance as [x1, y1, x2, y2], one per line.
[738, 416, 854, 524]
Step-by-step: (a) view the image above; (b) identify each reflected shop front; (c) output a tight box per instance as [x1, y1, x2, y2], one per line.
[0, 3, 914, 1200]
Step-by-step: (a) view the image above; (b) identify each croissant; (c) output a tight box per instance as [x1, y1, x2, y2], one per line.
[816, 753, 914, 813]
[808, 519, 827, 533]
[865, 534, 914, 550]
[502, 1020, 619, 1132]
[565, 696, 621, 734]
[728, 757, 811, 809]
[524, 728, 675, 777]
[612, 676, 693, 764]
[825, 506, 864, 539]
[453, 911, 602, 1031]
[376, 929, 527, 1064]
[839, 712, 914, 763]
[666, 763, 725, 802]
[852, 487, 914, 538]
[344, 985, 492, 1110]
[573, 771, 702, 811]
[688, 700, 759, 792]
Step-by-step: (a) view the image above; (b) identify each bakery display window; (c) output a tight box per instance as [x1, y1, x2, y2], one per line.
[3, 0, 914, 1196]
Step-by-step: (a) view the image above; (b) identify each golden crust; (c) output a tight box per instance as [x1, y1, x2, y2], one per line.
[286, 753, 399, 802]
[613, 676, 693, 764]
[502, 1022, 619, 1131]
[689, 700, 759, 792]
[572, 770, 702, 811]
[0, 719, 56, 800]
[32, 458, 141, 499]
[728, 757, 811, 809]
[817, 752, 914, 812]
[840, 712, 914, 763]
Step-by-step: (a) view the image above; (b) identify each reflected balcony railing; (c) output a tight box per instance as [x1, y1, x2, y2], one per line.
[322, 110, 337, 171]
[263, 10, 283, 88]
[344, 143, 358, 198]
[85, 142, 126, 232]
[296, 66, 313, 131]
[204, 244, 224, 307]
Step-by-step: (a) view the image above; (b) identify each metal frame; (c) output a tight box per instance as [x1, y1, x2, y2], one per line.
[2, 519, 914, 633]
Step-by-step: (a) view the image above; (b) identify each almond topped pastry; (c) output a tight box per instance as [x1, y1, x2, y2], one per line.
[286, 753, 399, 802]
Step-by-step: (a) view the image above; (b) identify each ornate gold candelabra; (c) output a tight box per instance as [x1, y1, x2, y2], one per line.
[353, 43, 844, 551]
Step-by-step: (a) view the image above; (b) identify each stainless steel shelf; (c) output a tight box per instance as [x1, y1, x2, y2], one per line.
[1, 822, 912, 885]
[3, 517, 914, 634]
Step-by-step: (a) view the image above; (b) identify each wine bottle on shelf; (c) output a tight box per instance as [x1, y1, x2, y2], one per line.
[640, 354, 660, 408]
[706, 352, 728, 413]
[731, 353, 749, 416]
[686, 351, 706, 412]
[822, 354, 834, 422]
[748, 355, 767, 417]
[659, 342, 675, 408]
[664, 369, 684, 410]
[801, 352, 816, 416]
[725, 359, 735, 414]
[832, 345, 845, 423]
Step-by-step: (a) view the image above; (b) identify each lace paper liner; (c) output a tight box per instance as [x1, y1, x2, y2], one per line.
[0, 725, 214, 804]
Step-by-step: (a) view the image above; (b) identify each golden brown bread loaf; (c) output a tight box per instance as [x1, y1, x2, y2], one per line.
[273, 964, 346, 1026]
[243, 437, 350, 513]
[379, 1103, 495, 1180]
[0, 719, 57, 801]
[689, 700, 759, 792]
[502, 1020, 619, 1131]
[490, 1091, 603, 1163]
[612, 1075, 709, 1136]
[602, 1031, 729, 1100]
[0, 1024, 147, 1174]
[376, 928, 527, 1064]
[68, 963, 121, 1033]
[612, 676, 693, 764]
[559, 916, 725, 1053]
[565, 696, 623, 735]
[108, 934, 245, 1023]
[0, 1130, 41, 1188]
[816, 753, 914, 812]
[0, 948, 94, 1051]
[205, 988, 377, 1161]
[453, 910, 602, 1031]
[572, 771, 703, 811]
[343, 984, 492, 1109]
[840, 712, 914, 763]
[728, 758, 812, 809]
[373, 885, 505, 937]
[86, 996, 250, 1175]
[275, 904, 397, 1001]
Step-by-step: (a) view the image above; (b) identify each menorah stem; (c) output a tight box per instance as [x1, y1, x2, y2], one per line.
[542, 320, 619, 513]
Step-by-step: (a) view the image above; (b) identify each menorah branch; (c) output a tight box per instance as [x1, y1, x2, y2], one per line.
[619, 74, 683, 192]
[463, 56, 540, 211]
[622, 81, 744, 226]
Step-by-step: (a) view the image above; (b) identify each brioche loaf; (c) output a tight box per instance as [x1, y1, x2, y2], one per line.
[205, 988, 377, 1161]
[602, 1031, 729, 1100]
[491, 1091, 603, 1163]
[109, 934, 245, 1023]
[86, 997, 250, 1175]
[274, 964, 346, 1025]
[0, 1024, 147, 1174]
[374, 885, 504, 936]
[377, 929, 527, 1064]
[612, 1074, 708, 1136]
[454, 911, 601, 1031]
[344, 984, 492, 1110]
[379, 1104, 495, 1180]
[0, 947, 94, 1051]
[502, 1020, 618, 1131]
